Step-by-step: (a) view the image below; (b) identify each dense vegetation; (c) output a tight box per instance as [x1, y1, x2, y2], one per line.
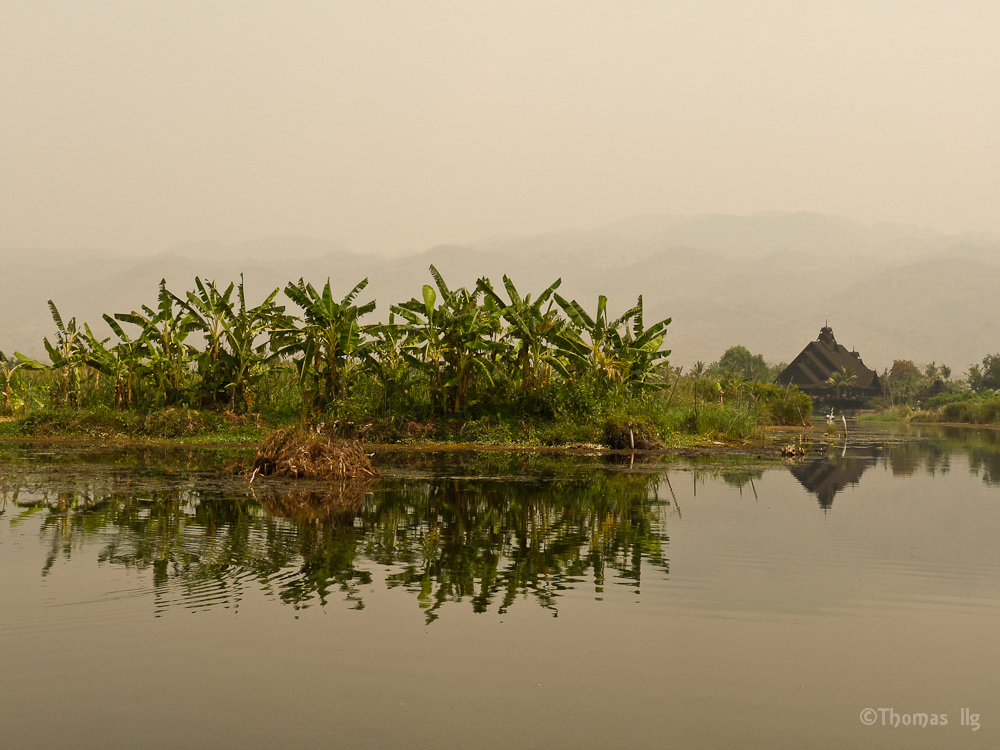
[0, 271, 810, 445]
[864, 355, 1000, 426]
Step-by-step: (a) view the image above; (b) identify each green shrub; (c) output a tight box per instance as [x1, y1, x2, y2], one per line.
[860, 405, 914, 422]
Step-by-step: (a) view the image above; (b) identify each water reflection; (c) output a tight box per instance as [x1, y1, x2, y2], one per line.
[791, 456, 875, 510]
[5, 424, 1000, 619]
[786, 422, 1000, 508]
[2, 452, 670, 621]
[367, 475, 668, 621]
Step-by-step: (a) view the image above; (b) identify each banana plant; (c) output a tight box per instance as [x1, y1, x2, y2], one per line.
[476, 275, 572, 393]
[0, 351, 28, 413]
[392, 266, 501, 415]
[114, 280, 197, 406]
[218, 277, 290, 411]
[615, 296, 671, 389]
[281, 277, 375, 411]
[359, 315, 410, 416]
[81, 317, 145, 409]
[15, 301, 90, 407]
[172, 277, 236, 407]
[555, 293, 670, 392]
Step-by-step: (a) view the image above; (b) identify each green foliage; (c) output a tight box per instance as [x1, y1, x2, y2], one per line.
[114, 280, 199, 406]
[754, 382, 812, 426]
[924, 393, 1000, 424]
[968, 353, 1000, 393]
[13, 407, 141, 438]
[691, 401, 760, 440]
[2, 267, 733, 446]
[924, 390, 979, 410]
[885, 359, 924, 404]
[555, 293, 671, 393]
[14, 301, 90, 407]
[860, 404, 914, 422]
[478, 274, 570, 393]
[826, 367, 858, 398]
[0, 351, 29, 414]
[391, 266, 502, 415]
[281, 277, 376, 411]
[712, 345, 773, 383]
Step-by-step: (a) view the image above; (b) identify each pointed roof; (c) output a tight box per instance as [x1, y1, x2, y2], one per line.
[777, 326, 880, 391]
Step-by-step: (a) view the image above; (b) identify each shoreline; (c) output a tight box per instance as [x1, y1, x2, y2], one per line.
[0, 425, 823, 458]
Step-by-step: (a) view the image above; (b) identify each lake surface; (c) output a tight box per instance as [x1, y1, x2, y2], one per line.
[2, 422, 999, 749]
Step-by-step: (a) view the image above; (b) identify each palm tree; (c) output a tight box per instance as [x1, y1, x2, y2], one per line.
[826, 367, 857, 399]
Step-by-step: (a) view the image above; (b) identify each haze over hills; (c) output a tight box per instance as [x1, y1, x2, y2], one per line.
[3, 211, 998, 377]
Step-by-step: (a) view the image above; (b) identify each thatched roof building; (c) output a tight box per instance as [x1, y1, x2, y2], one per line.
[777, 325, 881, 398]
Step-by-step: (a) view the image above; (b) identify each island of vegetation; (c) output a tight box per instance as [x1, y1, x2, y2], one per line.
[0, 269, 812, 450]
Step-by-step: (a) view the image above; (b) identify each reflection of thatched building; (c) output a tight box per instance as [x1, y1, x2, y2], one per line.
[789, 456, 874, 510]
[777, 325, 881, 400]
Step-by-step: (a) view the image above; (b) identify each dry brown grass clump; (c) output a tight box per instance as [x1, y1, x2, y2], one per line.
[253, 428, 380, 480]
[603, 419, 664, 450]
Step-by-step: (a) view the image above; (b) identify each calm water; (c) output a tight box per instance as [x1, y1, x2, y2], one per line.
[2, 423, 999, 749]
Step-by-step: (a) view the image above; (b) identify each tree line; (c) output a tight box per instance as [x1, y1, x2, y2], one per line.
[2, 267, 670, 419]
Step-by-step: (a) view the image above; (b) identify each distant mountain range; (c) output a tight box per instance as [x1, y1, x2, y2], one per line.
[3, 211, 999, 376]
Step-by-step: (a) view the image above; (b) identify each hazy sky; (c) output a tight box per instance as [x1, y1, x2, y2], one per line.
[2, 1, 999, 254]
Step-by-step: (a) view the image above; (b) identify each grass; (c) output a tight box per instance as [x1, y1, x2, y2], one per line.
[861, 392, 1000, 427]
[859, 405, 915, 422]
[0, 401, 780, 451]
[0, 367, 811, 449]
[0, 407, 270, 444]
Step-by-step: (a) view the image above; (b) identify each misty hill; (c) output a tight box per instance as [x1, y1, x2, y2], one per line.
[3, 211, 999, 376]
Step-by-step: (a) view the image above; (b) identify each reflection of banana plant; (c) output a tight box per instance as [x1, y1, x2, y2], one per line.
[392, 266, 502, 415]
[12, 450, 671, 621]
[282, 278, 376, 411]
[370, 473, 669, 622]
